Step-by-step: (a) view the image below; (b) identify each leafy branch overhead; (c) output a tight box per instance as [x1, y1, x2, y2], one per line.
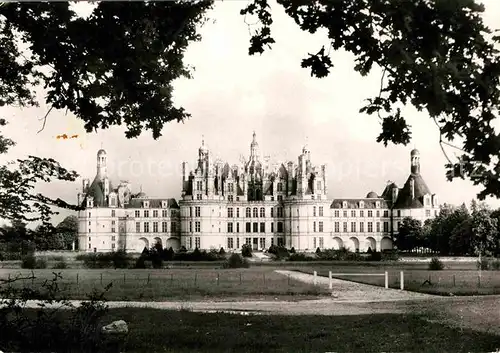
[241, 0, 500, 200]
[1, 0, 500, 203]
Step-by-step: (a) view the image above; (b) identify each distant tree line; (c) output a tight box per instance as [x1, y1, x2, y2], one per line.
[0, 215, 78, 259]
[395, 200, 500, 257]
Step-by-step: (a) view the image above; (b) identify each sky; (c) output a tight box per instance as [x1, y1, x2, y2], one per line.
[1, 0, 500, 227]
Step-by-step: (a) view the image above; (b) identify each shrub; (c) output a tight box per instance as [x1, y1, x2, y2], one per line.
[161, 247, 175, 261]
[135, 256, 146, 269]
[111, 249, 130, 269]
[289, 247, 296, 254]
[241, 244, 252, 258]
[367, 251, 382, 261]
[429, 257, 444, 270]
[288, 253, 312, 261]
[367, 247, 373, 254]
[178, 246, 187, 253]
[223, 253, 249, 268]
[53, 260, 68, 269]
[381, 250, 400, 261]
[476, 258, 500, 270]
[315, 247, 321, 255]
[21, 255, 37, 269]
[492, 259, 500, 270]
[219, 247, 226, 255]
[150, 249, 163, 269]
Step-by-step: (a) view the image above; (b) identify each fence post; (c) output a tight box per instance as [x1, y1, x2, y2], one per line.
[328, 271, 332, 290]
[76, 273, 79, 285]
[124, 273, 126, 284]
[240, 273, 242, 285]
[171, 273, 173, 285]
[453, 274, 455, 287]
[478, 275, 481, 288]
[313, 271, 317, 286]
[384, 271, 388, 289]
[217, 273, 219, 285]
[400, 271, 404, 290]
[31, 270, 34, 286]
[100, 273, 103, 286]
[194, 273, 197, 286]
[147, 273, 151, 284]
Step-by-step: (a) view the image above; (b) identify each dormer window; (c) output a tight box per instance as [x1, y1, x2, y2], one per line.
[376, 201, 380, 208]
[342, 201, 347, 208]
[87, 198, 94, 208]
[161, 200, 168, 208]
[143, 201, 149, 208]
[359, 201, 364, 208]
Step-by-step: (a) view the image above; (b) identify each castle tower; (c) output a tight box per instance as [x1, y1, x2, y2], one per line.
[250, 131, 260, 161]
[97, 149, 107, 180]
[411, 148, 420, 175]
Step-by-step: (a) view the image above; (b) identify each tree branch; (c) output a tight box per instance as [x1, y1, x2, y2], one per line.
[37, 106, 53, 134]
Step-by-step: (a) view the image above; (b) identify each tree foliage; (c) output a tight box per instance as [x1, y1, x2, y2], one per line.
[396, 217, 423, 251]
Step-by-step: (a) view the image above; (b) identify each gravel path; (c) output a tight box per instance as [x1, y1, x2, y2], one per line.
[276, 270, 434, 302]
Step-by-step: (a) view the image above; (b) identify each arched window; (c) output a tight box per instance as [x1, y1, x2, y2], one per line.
[253, 207, 258, 218]
[260, 207, 265, 218]
[246, 207, 251, 218]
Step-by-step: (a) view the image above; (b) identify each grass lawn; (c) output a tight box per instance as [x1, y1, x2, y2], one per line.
[298, 266, 500, 296]
[6, 308, 500, 352]
[0, 268, 329, 301]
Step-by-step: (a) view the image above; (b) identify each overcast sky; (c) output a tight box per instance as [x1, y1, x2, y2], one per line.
[2, 0, 500, 226]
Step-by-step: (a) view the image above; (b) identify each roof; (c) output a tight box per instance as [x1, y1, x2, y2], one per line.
[125, 198, 179, 209]
[366, 191, 378, 198]
[330, 198, 389, 209]
[84, 176, 106, 207]
[393, 174, 431, 209]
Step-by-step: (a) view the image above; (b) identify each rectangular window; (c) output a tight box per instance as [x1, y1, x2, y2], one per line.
[236, 223, 240, 233]
[376, 222, 380, 232]
[153, 222, 158, 233]
[162, 221, 167, 232]
[260, 222, 265, 233]
[228, 222, 233, 233]
[112, 243, 116, 249]
[196, 194, 202, 200]
[319, 206, 323, 217]
[228, 183, 234, 192]
[189, 221, 193, 233]
[190, 207, 193, 217]
[313, 237, 317, 249]
[376, 210, 380, 218]
[253, 222, 258, 233]
[271, 222, 274, 233]
[360, 210, 364, 217]
[271, 208, 274, 217]
[236, 237, 240, 249]
[228, 195, 234, 202]
[277, 237, 284, 246]
[162, 209, 168, 217]
[271, 238, 274, 246]
[228, 237, 234, 249]
[343, 222, 348, 232]
[88, 212, 91, 218]
[246, 208, 251, 217]
[343, 210, 348, 218]
[368, 222, 373, 232]
[360, 222, 364, 232]
[277, 182, 283, 192]
[277, 207, 283, 217]
[144, 210, 149, 218]
[426, 209, 431, 217]
[397, 210, 401, 217]
[195, 221, 201, 232]
[313, 221, 317, 232]
[334, 210, 339, 217]
[153, 210, 158, 218]
[260, 208, 265, 218]
[383, 210, 389, 218]
[111, 227, 115, 233]
[89, 221, 91, 226]
[383, 222, 389, 233]
[351, 222, 356, 232]
[253, 208, 258, 218]
[228, 208, 233, 218]
[277, 221, 283, 233]
[368, 210, 373, 217]
[334, 222, 339, 232]
[319, 237, 324, 248]
[111, 210, 116, 217]
[196, 181, 202, 191]
[260, 237, 265, 249]
[195, 237, 200, 249]
[189, 237, 193, 249]
[89, 237, 91, 241]
[277, 195, 283, 201]
[319, 221, 323, 232]
[246, 222, 251, 232]
[144, 222, 150, 233]
[136, 222, 140, 233]
[351, 210, 356, 217]
[135, 210, 140, 218]
[172, 222, 177, 233]
[236, 208, 240, 218]
[397, 221, 401, 230]
[313, 206, 316, 217]
[195, 207, 201, 217]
